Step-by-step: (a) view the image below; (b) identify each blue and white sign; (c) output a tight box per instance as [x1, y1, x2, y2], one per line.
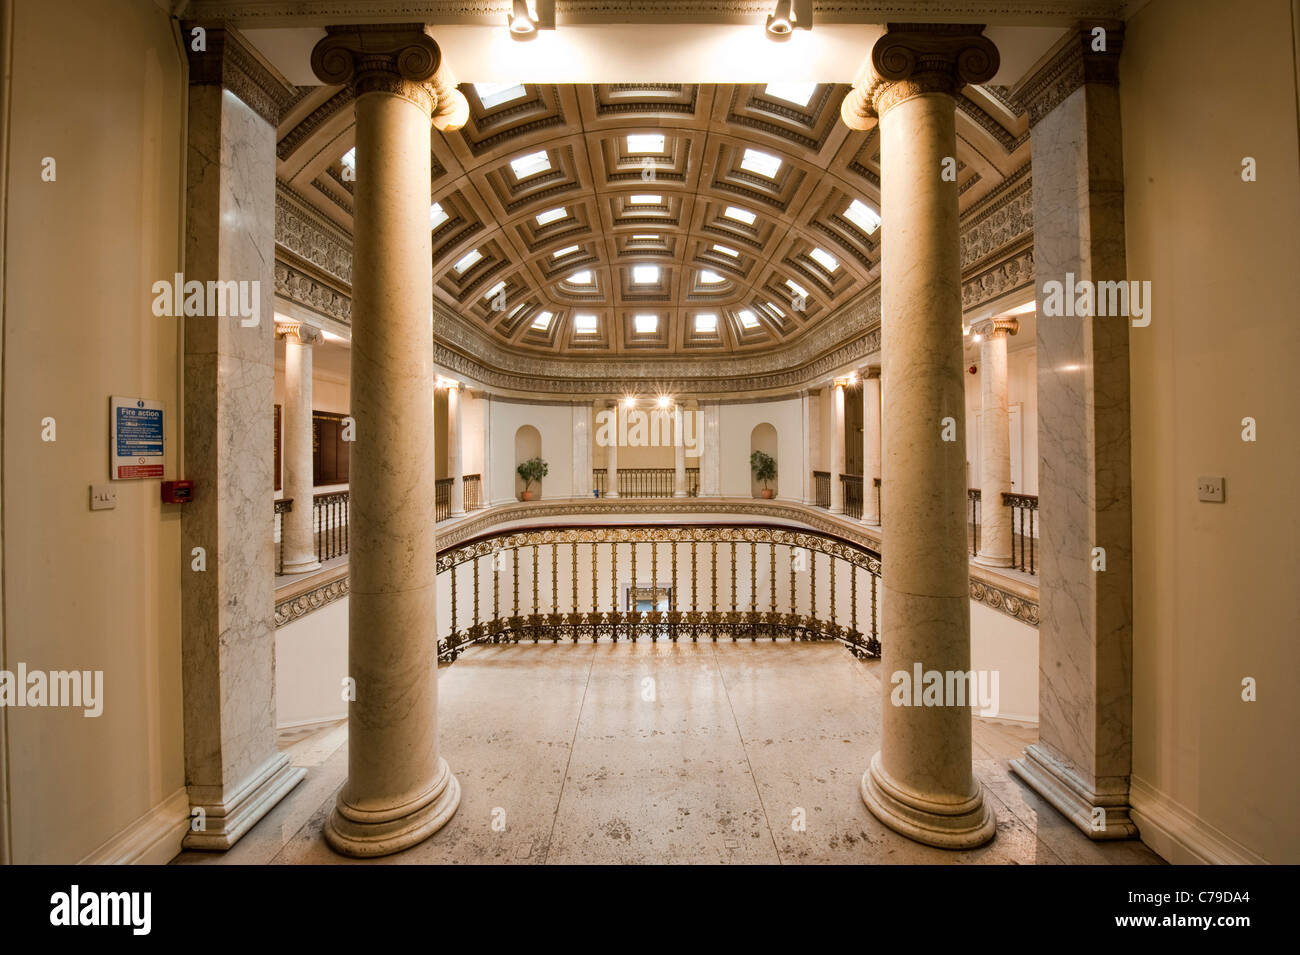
[111, 396, 164, 479]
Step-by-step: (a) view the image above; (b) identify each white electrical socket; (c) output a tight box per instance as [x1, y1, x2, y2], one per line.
[1197, 476, 1225, 503]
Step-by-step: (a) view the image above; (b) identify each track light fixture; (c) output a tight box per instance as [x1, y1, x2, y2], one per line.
[765, 0, 811, 40]
[507, 0, 555, 41]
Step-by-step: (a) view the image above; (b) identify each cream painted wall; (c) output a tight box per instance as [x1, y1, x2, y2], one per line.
[275, 599, 348, 728]
[718, 398, 803, 499]
[2, 0, 186, 863]
[461, 392, 486, 477]
[488, 399, 577, 502]
[1122, 0, 1300, 863]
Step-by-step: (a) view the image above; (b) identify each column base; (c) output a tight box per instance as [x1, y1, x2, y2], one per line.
[183, 752, 306, 850]
[449, 508, 466, 517]
[972, 552, 1013, 569]
[281, 557, 323, 575]
[325, 756, 461, 858]
[861, 751, 996, 850]
[672, 490, 688, 498]
[863, 517, 881, 527]
[605, 492, 620, 499]
[1011, 743, 1138, 840]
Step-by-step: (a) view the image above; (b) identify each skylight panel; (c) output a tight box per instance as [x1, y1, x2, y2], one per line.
[553, 245, 580, 258]
[764, 82, 818, 107]
[713, 244, 739, 258]
[809, 248, 839, 272]
[694, 313, 718, 333]
[483, 280, 507, 300]
[341, 147, 356, 171]
[699, 270, 724, 285]
[474, 82, 527, 109]
[535, 207, 566, 226]
[629, 194, 661, 205]
[632, 265, 660, 284]
[530, 310, 554, 331]
[510, 150, 551, 179]
[568, 270, 593, 284]
[632, 234, 659, 241]
[430, 202, 448, 229]
[627, 133, 666, 153]
[737, 309, 760, 329]
[634, 314, 659, 334]
[453, 249, 482, 274]
[741, 148, 781, 178]
[844, 199, 881, 235]
[784, 278, 809, 299]
[723, 206, 756, 225]
[574, 314, 598, 334]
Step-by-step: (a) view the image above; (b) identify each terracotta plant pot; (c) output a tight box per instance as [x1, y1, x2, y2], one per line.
[761, 488, 774, 499]
[521, 490, 534, 501]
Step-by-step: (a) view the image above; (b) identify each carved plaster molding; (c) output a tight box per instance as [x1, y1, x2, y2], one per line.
[184, 25, 299, 127]
[1009, 20, 1124, 127]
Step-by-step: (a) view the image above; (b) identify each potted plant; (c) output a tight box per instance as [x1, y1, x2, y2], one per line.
[516, 456, 548, 501]
[750, 450, 777, 499]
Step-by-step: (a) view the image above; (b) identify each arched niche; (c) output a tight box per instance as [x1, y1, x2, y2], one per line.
[514, 424, 542, 499]
[750, 422, 778, 498]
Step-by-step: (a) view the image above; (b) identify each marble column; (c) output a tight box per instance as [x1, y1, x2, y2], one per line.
[862, 367, 882, 526]
[181, 26, 304, 849]
[801, 390, 817, 505]
[278, 321, 323, 574]
[673, 404, 688, 497]
[700, 400, 721, 497]
[973, 318, 1018, 566]
[572, 401, 592, 498]
[483, 393, 496, 505]
[447, 382, 464, 516]
[311, 24, 464, 856]
[829, 379, 847, 514]
[1008, 23, 1137, 840]
[605, 401, 620, 498]
[842, 24, 999, 848]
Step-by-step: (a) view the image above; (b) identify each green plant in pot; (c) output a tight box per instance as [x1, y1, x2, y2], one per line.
[517, 456, 548, 501]
[750, 450, 777, 499]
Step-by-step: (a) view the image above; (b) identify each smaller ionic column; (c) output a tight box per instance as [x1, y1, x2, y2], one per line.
[277, 321, 323, 575]
[829, 378, 847, 514]
[700, 401, 721, 497]
[447, 381, 464, 516]
[605, 401, 620, 498]
[673, 404, 688, 497]
[973, 317, 1018, 567]
[862, 367, 882, 526]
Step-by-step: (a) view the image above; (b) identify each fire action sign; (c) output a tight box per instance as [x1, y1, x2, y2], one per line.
[110, 396, 164, 480]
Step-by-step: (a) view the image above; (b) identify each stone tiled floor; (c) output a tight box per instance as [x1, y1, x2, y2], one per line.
[172, 640, 1163, 865]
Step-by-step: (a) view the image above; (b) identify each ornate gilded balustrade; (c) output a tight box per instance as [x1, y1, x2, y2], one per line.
[434, 523, 883, 665]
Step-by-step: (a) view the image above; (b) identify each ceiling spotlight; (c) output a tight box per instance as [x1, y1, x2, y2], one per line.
[623, 395, 637, 408]
[507, 0, 555, 41]
[657, 395, 671, 409]
[765, 0, 811, 40]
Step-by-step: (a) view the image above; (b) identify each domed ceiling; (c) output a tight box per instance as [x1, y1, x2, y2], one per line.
[275, 80, 1029, 360]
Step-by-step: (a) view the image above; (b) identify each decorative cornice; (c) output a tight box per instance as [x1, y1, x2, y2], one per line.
[274, 573, 349, 627]
[1009, 20, 1124, 127]
[184, 25, 298, 127]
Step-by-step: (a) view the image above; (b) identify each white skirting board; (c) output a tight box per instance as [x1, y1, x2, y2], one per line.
[78, 787, 190, 866]
[1130, 776, 1269, 865]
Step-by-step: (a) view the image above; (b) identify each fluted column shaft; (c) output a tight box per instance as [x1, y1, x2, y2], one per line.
[830, 381, 846, 513]
[279, 323, 323, 573]
[974, 319, 1017, 566]
[605, 402, 620, 498]
[843, 24, 999, 849]
[673, 405, 688, 497]
[700, 401, 721, 496]
[311, 24, 462, 857]
[862, 368, 882, 525]
[447, 383, 464, 515]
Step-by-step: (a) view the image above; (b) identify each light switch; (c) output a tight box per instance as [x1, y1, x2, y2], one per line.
[1197, 476, 1225, 503]
[90, 483, 117, 511]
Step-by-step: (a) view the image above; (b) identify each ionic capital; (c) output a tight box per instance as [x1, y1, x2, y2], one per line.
[971, 317, 1020, 340]
[841, 24, 999, 129]
[275, 321, 323, 346]
[861, 365, 882, 381]
[311, 24, 464, 123]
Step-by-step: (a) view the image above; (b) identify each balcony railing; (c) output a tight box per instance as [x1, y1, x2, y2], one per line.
[967, 488, 1039, 575]
[593, 467, 700, 498]
[813, 471, 830, 508]
[968, 487, 982, 555]
[274, 491, 350, 574]
[435, 477, 453, 522]
[435, 523, 883, 665]
[464, 473, 482, 511]
[841, 474, 863, 520]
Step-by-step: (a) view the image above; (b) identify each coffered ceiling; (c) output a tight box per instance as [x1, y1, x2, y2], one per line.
[275, 78, 1028, 361]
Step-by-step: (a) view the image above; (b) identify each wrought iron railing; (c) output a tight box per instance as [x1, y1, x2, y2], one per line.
[314, 491, 349, 563]
[1004, 492, 1038, 575]
[435, 524, 882, 665]
[968, 488, 981, 555]
[593, 467, 700, 498]
[841, 474, 863, 520]
[813, 471, 830, 508]
[464, 473, 482, 510]
[873, 477, 881, 522]
[274, 498, 292, 575]
[435, 477, 453, 521]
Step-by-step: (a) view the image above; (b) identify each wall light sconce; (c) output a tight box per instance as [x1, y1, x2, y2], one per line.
[657, 395, 672, 409]
[508, 0, 555, 41]
[622, 395, 637, 408]
[766, 0, 812, 40]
